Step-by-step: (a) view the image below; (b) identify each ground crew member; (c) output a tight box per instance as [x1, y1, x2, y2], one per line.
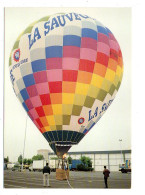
[103, 166, 110, 188]
[43, 163, 51, 187]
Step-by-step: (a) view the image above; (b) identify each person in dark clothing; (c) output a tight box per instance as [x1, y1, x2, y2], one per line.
[103, 166, 110, 188]
[43, 163, 51, 187]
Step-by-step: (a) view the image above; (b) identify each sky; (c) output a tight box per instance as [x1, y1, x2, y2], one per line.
[4, 7, 131, 163]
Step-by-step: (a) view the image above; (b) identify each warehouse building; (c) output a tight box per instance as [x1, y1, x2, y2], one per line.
[49, 150, 131, 171]
[37, 149, 51, 160]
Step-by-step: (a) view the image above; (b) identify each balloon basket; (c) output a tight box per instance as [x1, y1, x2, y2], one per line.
[56, 169, 69, 180]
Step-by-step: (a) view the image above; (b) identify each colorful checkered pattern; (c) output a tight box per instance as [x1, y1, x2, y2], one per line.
[9, 13, 123, 153]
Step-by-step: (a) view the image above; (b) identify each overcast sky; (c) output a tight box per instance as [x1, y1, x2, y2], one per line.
[4, 7, 131, 162]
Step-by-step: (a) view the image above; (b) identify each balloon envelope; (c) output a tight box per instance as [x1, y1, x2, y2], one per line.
[9, 13, 123, 157]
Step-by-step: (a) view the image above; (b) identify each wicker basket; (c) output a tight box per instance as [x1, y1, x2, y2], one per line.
[56, 169, 69, 180]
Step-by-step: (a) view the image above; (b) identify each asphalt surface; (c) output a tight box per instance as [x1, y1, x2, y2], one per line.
[4, 170, 131, 189]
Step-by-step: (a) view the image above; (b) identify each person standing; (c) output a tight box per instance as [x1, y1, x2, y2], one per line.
[43, 163, 51, 187]
[103, 166, 110, 188]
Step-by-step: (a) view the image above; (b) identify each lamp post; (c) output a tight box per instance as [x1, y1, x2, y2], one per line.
[119, 139, 123, 164]
[48, 151, 50, 164]
[22, 116, 28, 171]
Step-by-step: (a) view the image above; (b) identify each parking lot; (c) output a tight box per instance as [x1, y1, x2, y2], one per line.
[4, 170, 131, 189]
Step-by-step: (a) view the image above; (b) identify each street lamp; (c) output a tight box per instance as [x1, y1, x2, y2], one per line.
[22, 116, 28, 171]
[119, 139, 123, 164]
[48, 151, 50, 164]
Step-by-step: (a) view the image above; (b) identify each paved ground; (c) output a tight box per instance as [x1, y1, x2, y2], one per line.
[4, 170, 131, 189]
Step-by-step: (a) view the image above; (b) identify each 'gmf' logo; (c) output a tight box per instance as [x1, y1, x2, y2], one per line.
[13, 49, 20, 62]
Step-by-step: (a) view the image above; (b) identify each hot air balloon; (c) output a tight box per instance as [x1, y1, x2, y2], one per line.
[9, 13, 123, 159]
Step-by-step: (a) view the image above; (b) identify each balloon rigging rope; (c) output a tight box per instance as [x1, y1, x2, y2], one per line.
[64, 169, 73, 189]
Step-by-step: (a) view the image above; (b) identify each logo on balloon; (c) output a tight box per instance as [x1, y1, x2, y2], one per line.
[78, 117, 85, 124]
[13, 49, 20, 62]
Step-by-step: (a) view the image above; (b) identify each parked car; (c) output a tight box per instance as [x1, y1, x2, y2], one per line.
[119, 160, 131, 173]
[12, 165, 22, 172]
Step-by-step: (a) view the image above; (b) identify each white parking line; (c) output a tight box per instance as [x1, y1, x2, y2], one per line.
[4, 178, 131, 189]
[4, 176, 42, 181]
[4, 179, 71, 187]
[4, 184, 24, 188]
[4, 176, 68, 183]
[4, 179, 42, 186]
[4, 175, 131, 182]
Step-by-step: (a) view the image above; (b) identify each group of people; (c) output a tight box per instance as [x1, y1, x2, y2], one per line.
[42, 163, 110, 188]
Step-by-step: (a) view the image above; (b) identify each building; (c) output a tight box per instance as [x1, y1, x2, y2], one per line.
[49, 150, 131, 171]
[37, 149, 51, 160]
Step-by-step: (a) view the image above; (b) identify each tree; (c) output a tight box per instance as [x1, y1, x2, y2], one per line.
[80, 156, 92, 168]
[67, 156, 72, 164]
[32, 154, 44, 161]
[50, 157, 59, 160]
[4, 156, 9, 163]
[27, 159, 33, 165]
[77, 156, 93, 171]
[23, 158, 27, 165]
[4, 158, 7, 163]
[18, 155, 22, 164]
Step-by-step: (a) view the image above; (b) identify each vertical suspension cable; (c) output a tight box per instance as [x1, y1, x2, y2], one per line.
[22, 115, 28, 171]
